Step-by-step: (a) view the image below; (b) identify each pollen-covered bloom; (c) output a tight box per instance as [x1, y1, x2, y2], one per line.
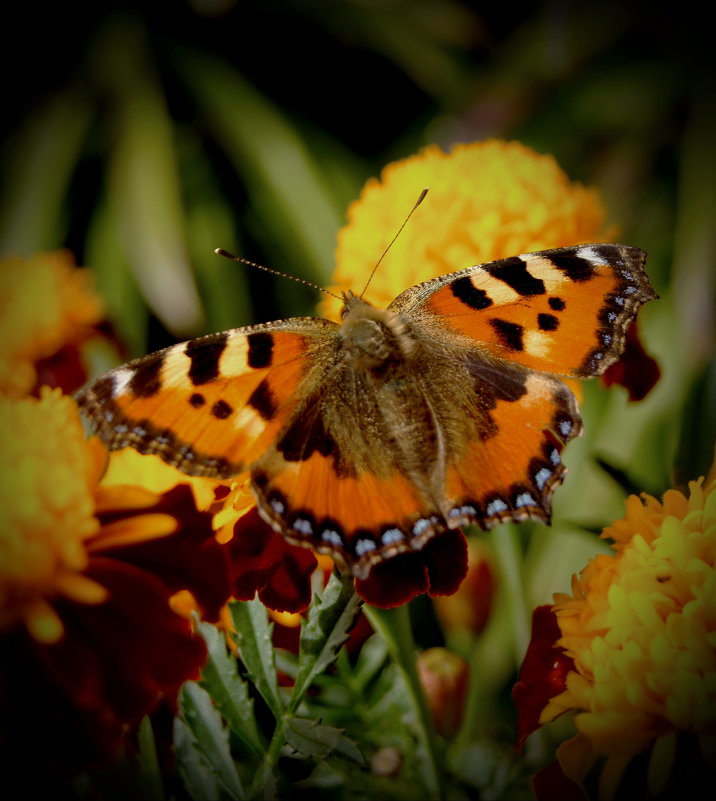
[513, 457, 716, 800]
[319, 139, 610, 320]
[314, 140, 607, 602]
[0, 251, 105, 397]
[0, 389, 232, 790]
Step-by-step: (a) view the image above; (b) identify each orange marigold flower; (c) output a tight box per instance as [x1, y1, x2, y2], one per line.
[514, 453, 716, 800]
[319, 140, 611, 320]
[0, 251, 104, 398]
[0, 389, 233, 791]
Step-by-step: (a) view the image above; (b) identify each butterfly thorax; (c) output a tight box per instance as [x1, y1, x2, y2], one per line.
[339, 293, 416, 372]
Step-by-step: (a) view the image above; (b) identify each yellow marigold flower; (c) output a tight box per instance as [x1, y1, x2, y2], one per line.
[0, 389, 220, 644]
[0, 390, 109, 641]
[0, 251, 104, 398]
[319, 140, 611, 320]
[0, 390, 235, 792]
[541, 456, 716, 799]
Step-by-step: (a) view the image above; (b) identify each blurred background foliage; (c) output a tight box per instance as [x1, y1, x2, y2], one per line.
[2, 0, 714, 790]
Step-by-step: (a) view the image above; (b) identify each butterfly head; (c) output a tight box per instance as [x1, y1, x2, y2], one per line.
[339, 291, 414, 370]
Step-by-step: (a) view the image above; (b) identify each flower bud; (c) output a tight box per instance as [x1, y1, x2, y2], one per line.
[417, 647, 469, 738]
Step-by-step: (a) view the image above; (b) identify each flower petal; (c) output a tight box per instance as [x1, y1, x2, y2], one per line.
[228, 507, 318, 613]
[95, 485, 232, 622]
[513, 605, 575, 750]
[601, 320, 660, 401]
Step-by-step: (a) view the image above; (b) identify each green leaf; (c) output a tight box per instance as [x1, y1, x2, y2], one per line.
[197, 620, 265, 760]
[284, 718, 364, 765]
[0, 92, 92, 255]
[136, 716, 164, 801]
[173, 716, 222, 801]
[85, 194, 148, 357]
[290, 571, 361, 712]
[352, 633, 390, 690]
[229, 598, 283, 720]
[99, 16, 202, 337]
[180, 681, 245, 800]
[174, 48, 343, 290]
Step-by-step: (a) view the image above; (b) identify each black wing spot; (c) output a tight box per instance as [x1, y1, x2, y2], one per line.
[489, 318, 524, 351]
[188, 392, 206, 408]
[277, 399, 336, 462]
[537, 313, 559, 331]
[451, 276, 493, 309]
[248, 378, 278, 421]
[211, 399, 233, 419]
[129, 357, 164, 398]
[488, 257, 546, 296]
[247, 332, 274, 368]
[548, 296, 566, 311]
[549, 253, 595, 282]
[185, 333, 228, 386]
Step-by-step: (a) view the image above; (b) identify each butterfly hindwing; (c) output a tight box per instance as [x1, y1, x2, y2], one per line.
[76, 318, 337, 478]
[389, 244, 656, 377]
[441, 362, 580, 529]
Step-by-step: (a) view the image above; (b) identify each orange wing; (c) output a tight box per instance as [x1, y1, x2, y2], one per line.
[76, 318, 337, 478]
[390, 244, 656, 377]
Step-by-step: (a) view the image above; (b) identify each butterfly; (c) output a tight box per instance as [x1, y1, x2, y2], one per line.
[77, 243, 656, 579]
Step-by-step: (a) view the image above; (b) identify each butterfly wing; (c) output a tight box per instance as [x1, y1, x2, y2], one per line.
[378, 243, 657, 554]
[389, 243, 656, 377]
[436, 350, 580, 532]
[76, 318, 338, 479]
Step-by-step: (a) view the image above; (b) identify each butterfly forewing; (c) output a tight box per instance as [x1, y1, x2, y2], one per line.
[77, 319, 337, 478]
[390, 244, 656, 377]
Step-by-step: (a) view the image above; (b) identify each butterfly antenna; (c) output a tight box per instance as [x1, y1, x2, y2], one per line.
[214, 249, 342, 301]
[359, 187, 429, 300]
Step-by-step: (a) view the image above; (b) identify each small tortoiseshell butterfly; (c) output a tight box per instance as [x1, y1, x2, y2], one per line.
[77, 244, 656, 579]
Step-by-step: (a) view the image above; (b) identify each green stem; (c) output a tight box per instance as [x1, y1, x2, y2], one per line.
[490, 524, 530, 663]
[250, 719, 287, 800]
[365, 604, 444, 800]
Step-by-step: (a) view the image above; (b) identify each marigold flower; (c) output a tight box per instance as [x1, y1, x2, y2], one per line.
[0, 389, 233, 790]
[513, 455, 716, 800]
[319, 140, 610, 320]
[102, 447, 224, 515]
[0, 251, 104, 398]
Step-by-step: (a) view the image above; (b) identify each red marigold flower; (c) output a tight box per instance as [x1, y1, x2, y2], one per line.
[227, 506, 319, 613]
[601, 319, 660, 400]
[512, 605, 576, 751]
